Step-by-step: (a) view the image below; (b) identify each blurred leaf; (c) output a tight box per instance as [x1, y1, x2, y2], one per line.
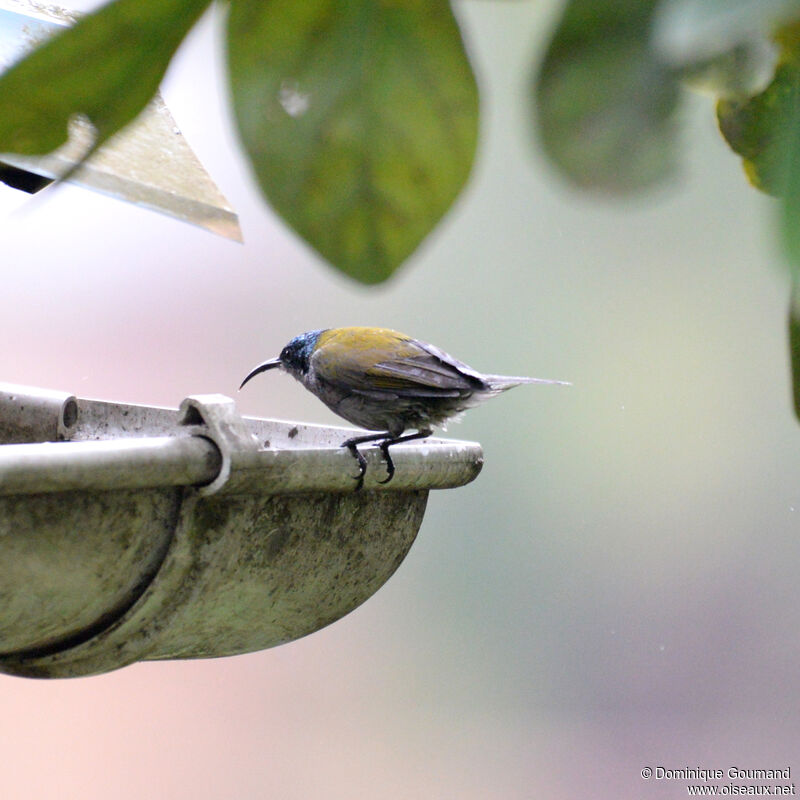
[653, 0, 799, 69]
[0, 0, 212, 156]
[717, 59, 800, 196]
[679, 40, 777, 100]
[789, 281, 800, 419]
[534, 0, 679, 193]
[717, 24, 800, 271]
[227, 0, 479, 284]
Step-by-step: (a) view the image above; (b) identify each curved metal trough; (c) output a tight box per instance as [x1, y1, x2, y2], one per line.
[0, 383, 482, 679]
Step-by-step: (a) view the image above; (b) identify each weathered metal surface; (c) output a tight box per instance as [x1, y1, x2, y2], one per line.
[146, 491, 427, 661]
[0, 487, 179, 656]
[0, 437, 221, 495]
[0, 383, 77, 443]
[0, 488, 427, 677]
[0, 385, 482, 678]
[179, 394, 260, 495]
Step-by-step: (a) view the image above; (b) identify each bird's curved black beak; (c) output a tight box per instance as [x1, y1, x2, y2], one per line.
[238, 358, 282, 390]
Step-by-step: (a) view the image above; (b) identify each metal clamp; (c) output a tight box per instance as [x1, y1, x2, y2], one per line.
[179, 394, 260, 495]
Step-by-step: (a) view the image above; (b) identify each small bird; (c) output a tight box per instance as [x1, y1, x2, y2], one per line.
[239, 327, 569, 490]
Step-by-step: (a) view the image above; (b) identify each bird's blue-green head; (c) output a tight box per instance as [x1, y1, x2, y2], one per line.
[239, 329, 326, 390]
[278, 330, 325, 375]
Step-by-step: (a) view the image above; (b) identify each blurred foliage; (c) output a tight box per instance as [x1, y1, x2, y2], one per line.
[717, 24, 800, 264]
[0, 0, 210, 155]
[0, 0, 477, 285]
[226, 0, 477, 284]
[535, 0, 680, 193]
[535, 0, 800, 417]
[790, 281, 800, 419]
[5, 0, 800, 404]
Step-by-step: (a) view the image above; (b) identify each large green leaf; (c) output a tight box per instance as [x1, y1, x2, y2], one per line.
[227, 0, 479, 284]
[534, 0, 680, 193]
[0, 0, 212, 156]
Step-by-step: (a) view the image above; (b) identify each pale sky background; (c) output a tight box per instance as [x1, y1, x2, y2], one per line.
[1, 1, 798, 798]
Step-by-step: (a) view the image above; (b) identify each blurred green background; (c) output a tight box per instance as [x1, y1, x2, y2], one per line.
[1, 1, 798, 797]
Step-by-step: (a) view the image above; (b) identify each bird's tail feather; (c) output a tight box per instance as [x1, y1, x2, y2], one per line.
[486, 375, 572, 390]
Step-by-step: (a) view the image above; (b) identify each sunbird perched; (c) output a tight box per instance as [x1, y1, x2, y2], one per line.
[239, 327, 570, 490]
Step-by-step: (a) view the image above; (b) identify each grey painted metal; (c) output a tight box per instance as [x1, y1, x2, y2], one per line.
[0, 436, 481, 496]
[0, 383, 78, 443]
[179, 394, 261, 495]
[0, 486, 181, 658]
[0, 384, 483, 678]
[0, 436, 221, 495]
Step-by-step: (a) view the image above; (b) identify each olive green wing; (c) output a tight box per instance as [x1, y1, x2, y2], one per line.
[312, 328, 486, 397]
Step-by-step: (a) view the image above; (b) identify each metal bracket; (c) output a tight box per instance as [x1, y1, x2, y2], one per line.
[179, 394, 260, 495]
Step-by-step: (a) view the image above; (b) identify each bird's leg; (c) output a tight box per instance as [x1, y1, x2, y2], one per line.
[377, 429, 433, 485]
[340, 429, 433, 489]
[341, 431, 392, 491]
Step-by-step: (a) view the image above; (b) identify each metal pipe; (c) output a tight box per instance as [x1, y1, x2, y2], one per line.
[224, 441, 484, 494]
[0, 436, 221, 495]
[0, 435, 483, 496]
[0, 383, 78, 443]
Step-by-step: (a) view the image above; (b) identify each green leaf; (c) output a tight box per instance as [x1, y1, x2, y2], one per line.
[227, 0, 479, 284]
[534, 0, 680, 193]
[716, 28, 800, 196]
[789, 281, 800, 420]
[717, 25, 800, 272]
[0, 0, 212, 156]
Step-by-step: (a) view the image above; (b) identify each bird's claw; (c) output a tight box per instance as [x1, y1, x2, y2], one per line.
[342, 438, 396, 490]
[341, 430, 431, 490]
[377, 443, 395, 485]
[343, 440, 368, 491]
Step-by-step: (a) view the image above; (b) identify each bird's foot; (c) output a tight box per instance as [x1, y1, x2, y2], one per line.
[341, 429, 433, 490]
[377, 442, 396, 485]
[342, 439, 369, 491]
